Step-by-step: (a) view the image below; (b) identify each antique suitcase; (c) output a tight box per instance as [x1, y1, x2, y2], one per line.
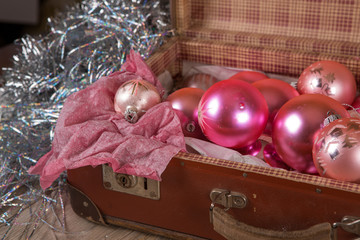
[67, 0, 360, 239]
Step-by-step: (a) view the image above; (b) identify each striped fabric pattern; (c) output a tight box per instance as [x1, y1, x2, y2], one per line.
[188, 0, 360, 43]
[175, 151, 360, 194]
[183, 28, 360, 57]
[147, 37, 360, 81]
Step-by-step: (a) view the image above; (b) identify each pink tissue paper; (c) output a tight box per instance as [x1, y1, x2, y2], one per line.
[28, 50, 186, 189]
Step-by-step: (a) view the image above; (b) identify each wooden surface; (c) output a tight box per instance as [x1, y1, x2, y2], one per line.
[0, 192, 171, 240]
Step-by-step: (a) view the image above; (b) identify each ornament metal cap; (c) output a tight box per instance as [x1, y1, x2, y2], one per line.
[124, 106, 139, 123]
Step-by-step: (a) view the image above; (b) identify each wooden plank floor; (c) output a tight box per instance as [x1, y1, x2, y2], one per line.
[0, 196, 171, 240]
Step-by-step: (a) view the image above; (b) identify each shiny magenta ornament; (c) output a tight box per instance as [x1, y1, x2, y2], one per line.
[236, 139, 262, 156]
[184, 73, 219, 91]
[252, 78, 300, 136]
[198, 79, 268, 148]
[167, 87, 206, 139]
[114, 78, 161, 123]
[229, 71, 268, 83]
[313, 117, 360, 183]
[297, 60, 357, 105]
[351, 95, 360, 114]
[263, 143, 292, 170]
[272, 94, 350, 174]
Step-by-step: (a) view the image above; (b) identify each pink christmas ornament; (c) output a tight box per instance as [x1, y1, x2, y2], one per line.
[236, 139, 262, 156]
[351, 95, 360, 114]
[114, 78, 161, 123]
[272, 94, 350, 174]
[252, 78, 300, 136]
[184, 73, 219, 91]
[198, 79, 268, 148]
[313, 117, 360, 183]
[297, 60, 357, 105]
[229, 71, 268, 83]
[263, 143, 292, 170]
[167, 87, 206, 139]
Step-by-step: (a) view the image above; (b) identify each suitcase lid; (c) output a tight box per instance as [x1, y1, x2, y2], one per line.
[170, 0, 360, 80]
[173, 0, 360, 51]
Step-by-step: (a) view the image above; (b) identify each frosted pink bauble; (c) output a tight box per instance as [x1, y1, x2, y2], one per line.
[114, 78, 161, 123]
[297, 60, 357, 105]
[313, 117, 360, 183]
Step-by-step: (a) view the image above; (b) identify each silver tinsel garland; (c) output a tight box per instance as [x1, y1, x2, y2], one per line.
[0, 0, 173, 237]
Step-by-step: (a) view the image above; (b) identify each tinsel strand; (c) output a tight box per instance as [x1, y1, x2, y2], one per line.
[0, 0, 173, 238]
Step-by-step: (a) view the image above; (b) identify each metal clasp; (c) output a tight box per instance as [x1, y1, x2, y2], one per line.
[333, 216, 360, 236]
[209, 188, 247, 223]
[102, 165, 160, 200]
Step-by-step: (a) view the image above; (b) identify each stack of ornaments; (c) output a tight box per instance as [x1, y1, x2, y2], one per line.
[153, 60, 359, 183]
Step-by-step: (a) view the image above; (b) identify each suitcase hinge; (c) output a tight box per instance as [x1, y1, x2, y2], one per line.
[67, 183, 107, 225]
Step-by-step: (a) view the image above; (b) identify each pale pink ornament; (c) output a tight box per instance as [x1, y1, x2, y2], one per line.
[272, 94, 350, 174]
[167, 87, 206, 139]
[114, 78, 161, 123]
[252, 78, 300, 136]
[198, 79, 268, 148]
[312, 117, 360, 183]
[297, 60, 357, 105]
[184, 73, 219, 91]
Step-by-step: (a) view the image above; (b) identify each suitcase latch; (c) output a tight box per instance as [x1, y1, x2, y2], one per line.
[102, 165, 160, 200]
[210, 188, 247, 210]
[209, 188, 247, 224]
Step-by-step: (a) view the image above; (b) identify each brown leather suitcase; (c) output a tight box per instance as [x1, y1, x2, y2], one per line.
[67, 0, 360, 239]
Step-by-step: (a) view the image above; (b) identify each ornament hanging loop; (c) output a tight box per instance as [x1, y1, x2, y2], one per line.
[124, 106, 139, 123]
[322, 110, 341, 127]
[342, 103, 360, 118]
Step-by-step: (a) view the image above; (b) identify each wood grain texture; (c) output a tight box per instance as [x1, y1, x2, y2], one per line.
[0, 195, 171, 240]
